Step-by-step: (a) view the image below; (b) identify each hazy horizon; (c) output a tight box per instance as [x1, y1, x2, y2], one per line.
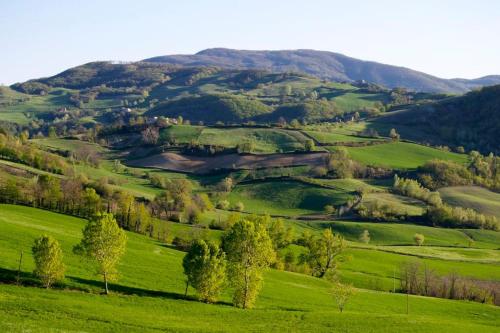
[2, 0, 500, 85]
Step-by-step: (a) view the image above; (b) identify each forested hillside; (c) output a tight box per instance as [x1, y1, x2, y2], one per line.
[375, 85, 500, 154]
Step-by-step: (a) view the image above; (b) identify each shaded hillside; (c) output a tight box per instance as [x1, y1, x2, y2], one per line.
[144, 48, 500, 93]
[375, 85, 500, 154]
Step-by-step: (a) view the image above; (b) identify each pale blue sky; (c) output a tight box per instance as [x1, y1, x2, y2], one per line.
[1, 0, 499, 84]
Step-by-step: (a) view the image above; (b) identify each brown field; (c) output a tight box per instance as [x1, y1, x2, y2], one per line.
[128, 152, 328, 174]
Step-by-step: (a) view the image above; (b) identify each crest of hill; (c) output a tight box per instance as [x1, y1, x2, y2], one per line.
[144, 48, 500, 93]
[147, 94, 273, 123]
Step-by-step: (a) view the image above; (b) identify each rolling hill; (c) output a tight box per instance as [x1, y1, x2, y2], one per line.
[144, 48, 500, 93]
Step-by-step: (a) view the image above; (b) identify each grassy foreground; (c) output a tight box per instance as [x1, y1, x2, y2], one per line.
[0, 204, 499, 332]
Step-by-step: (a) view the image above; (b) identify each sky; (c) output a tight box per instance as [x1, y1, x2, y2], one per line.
[1, 0, 499, 84]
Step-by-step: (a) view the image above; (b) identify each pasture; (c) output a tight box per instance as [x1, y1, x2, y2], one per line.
[0, 204, 499, 332]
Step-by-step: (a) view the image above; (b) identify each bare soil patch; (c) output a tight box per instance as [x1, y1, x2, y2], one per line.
[128, 152, 328, 174]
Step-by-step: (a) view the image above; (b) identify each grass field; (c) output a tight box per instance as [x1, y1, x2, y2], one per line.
[227, 180, 355, 216]
[198, 128, 308, 153]
[439, 186, 500, 218]
[32, 138, 105, 153]
[161, 126, 309, 153]
[303, 130, 381, 144]
[343, 142, 468, 170]
[0, 204, 499, 332]
[307, 220, 499, 248]
[361, 192, 426, 216]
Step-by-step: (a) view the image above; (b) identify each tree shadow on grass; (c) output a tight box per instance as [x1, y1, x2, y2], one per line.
[0, 267, 233, 306]
[0, 267, 39, 286]
[67, 275, 189, 300]
[67, 276, 233, 306]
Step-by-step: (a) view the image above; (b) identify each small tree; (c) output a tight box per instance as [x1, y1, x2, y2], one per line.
[324, 205, 336, 215]
[216, 200, 230, 210]
[389, 128, 400, 141]
[73, 213, 127, 294]
[182, 240, 226, 303]
[331, 282, 356, 313]
[32, 235, 65, 288]
[304, 139, 315, 152]
[414, 233, 425, 246]
[218, 177, 233, 193]
[222, 220, 276, 309]
[303, 229, 346, 278]
[359, 229, 371, 244]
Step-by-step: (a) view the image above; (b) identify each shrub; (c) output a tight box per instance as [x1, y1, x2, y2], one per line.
[413, 233, 425, 246]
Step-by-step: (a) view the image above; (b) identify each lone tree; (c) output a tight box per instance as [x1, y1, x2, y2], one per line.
[222, 220, 275, 309]
[32, 235, 65, 288]
[359, 229, 371, 244]
[389, 128, 400, 141]
[182, 239, 227, 303]
[414, 233, 425, 246]
[331, 282, 356, 313]
[302, 229, 346, 278]
[74, 213, 127, 294]
[304, 139, 315, 152]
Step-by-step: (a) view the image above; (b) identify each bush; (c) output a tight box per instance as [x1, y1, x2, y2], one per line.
[172, 237, 192, 251]
[216, 200, 230, 210]
[233, 201, 245, 212]
[413, 233, 425, 246]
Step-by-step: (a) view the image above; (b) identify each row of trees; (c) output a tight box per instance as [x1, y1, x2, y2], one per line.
[0, 133, 68, 174]
[418, 151, 500, 192]
[182, 218, 347, 308]
[427, 204, 498, 230]
[393, 175, 442, 206]
[400, 261, 498, 305]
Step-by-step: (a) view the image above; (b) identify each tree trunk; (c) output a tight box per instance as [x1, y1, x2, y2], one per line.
[104, 272, 109, 295]
[184, 281, 189, 297]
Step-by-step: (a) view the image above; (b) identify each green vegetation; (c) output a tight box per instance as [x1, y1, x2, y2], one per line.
[1, 56, 500, 332]
[344, 142, 467, 170]
[1, 204, 499, 332]
[149, 94, 273, 123]
[439, 186, 500, 219]
[304, 130, 380, 144]
[228, 180, 354, 216]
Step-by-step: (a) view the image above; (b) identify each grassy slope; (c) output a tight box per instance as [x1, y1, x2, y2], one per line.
[309, 220, 498, 248]
[344, 142, 467, 170]
[303, 130, 380, 144]
[161, 125, 309, 153]
[361, 192, 426, 216]
[228, 180, 354, 216]
[439, 186, 500, 218]
[198, 128, 308, 153]
[0, 204, 499, 332]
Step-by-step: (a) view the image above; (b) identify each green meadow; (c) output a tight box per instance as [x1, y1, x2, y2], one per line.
[0, 204, 499, 332]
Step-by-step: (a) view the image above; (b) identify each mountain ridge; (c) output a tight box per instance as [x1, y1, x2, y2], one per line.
[144, 48, 500, 93]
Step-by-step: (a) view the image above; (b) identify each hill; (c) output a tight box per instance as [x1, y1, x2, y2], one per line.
[144, 48, 500, 93]
[374, 85, 500, 154]
[1, 204, 499, 332]
[147, 94, 272, 123]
